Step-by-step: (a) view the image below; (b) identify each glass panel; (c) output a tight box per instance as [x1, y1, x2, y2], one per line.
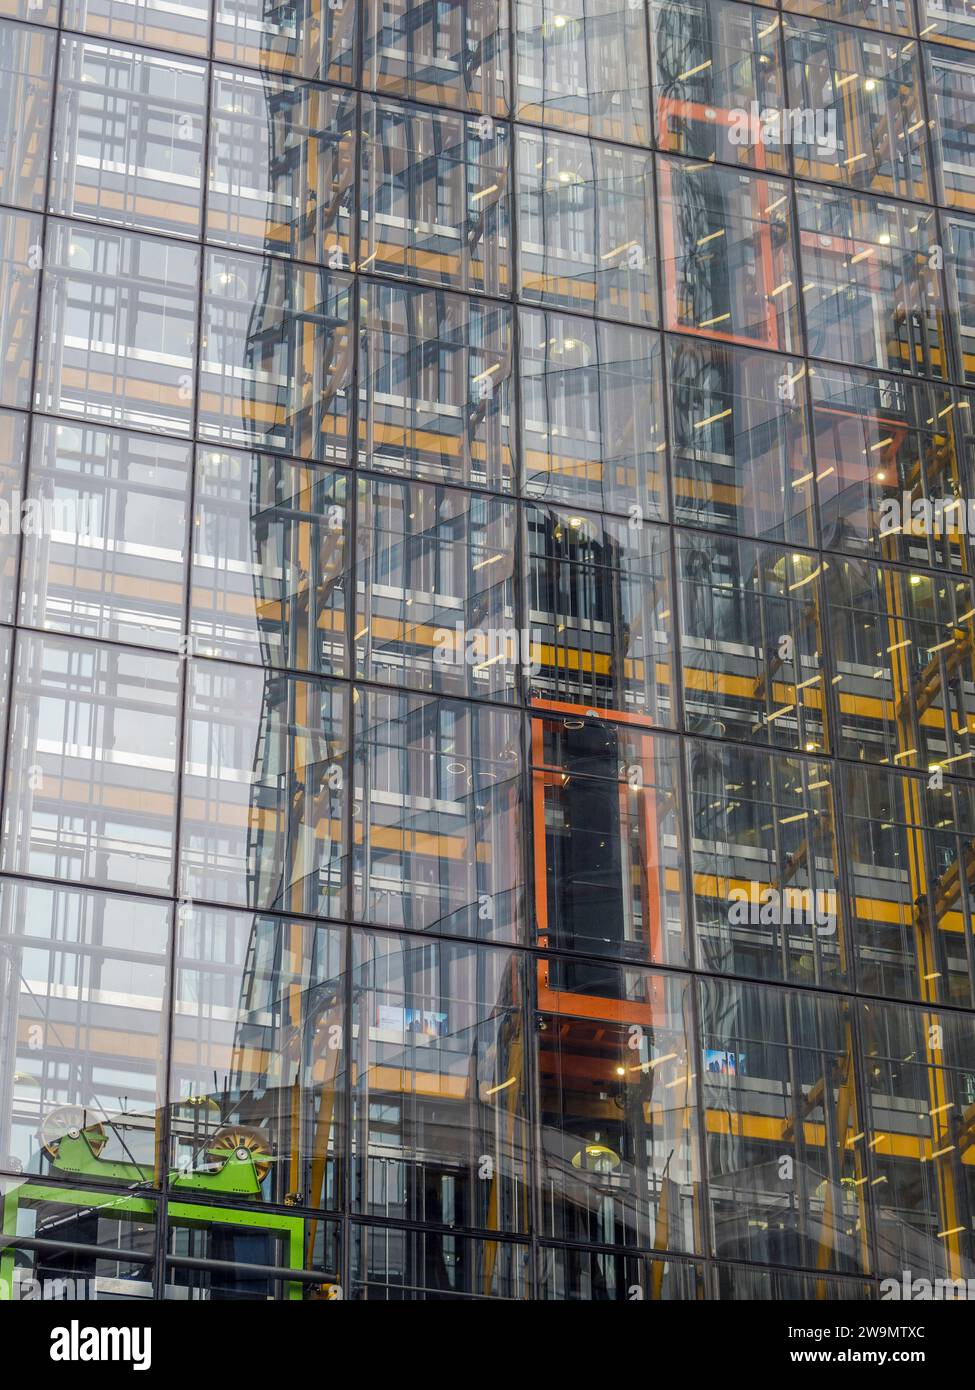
[352, 688, 525, 941]
[700, 976, 868, 1273]
[0, 878, 169, 1187]
[180, 659, 349, 916]
[784, 0, 914, 34]
[199, 252, 353, 463]
[19, 418, 191, 650]
[515, 0, 651, 146]
[363, 0, 510, 115]
[0, 208, 41, 410]
[0, 407, 27, 625]
[351, 930, 528, 1232]
[171, 907, 347, 1215]
[34, 220, 198, 435]
[668, 339, 814, 546]
[191, 448, 349, 675]
[0, 0, 59, 24]
[687, 740, 845, 986]
[531, 713, 686, 968]
[539, 1247, 705, 1299]
[676, 532, 829, 753]
[50, 38, 206, 239]
[917, 0, 975, 51]
[359, 95, 510, 297]
[520, 310, 665, 520]
[863, 999, 975, 1281]
[0, 18, 54, 211]
[1, 632, 177, 893]
[212, 0, 357, 84]
[351, 1224, 528, 1299]
[208, 68, 357, 265]
[841, 763, 975, 1006]
[537, 961, 700, 1250]
[61, 0, 210, 57]
[358, 280, 514, 492]
[784, 16, 928, 200]
[166, 1205, 340, 1300]
[516, 128, 657, 325]
[651, 0, 786, 173]
[715, 1263, 874, 1298]
[658, 156, 800, 352]
[526, 503, 674, 724]
[355, 474, 518, 702]
[825, 557, 975, 774]
[928, 44, 975, 211]
[945, 212, 975, 387]
[796, 184, 947, 378]
[0, 1178, 156, 1301]
[810, 363, 975, 573]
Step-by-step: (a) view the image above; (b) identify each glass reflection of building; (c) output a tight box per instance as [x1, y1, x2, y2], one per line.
[2, 0, 975, 1303]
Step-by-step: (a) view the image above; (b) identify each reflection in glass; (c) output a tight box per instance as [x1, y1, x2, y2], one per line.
[208, 68, 356, 264]
[516, 127, 656, 325]
[180, 660, 348, 916]
[520, 310, 665, 520]
[35, 221, 198, 435]
[677, 532, 828, 753]
[351, 1224, 528, 1299]
[168, 1204, 340, 1300]
[363, 0, 510, 115]
[659, 156, 799, 352]
[358, 280, 513, 492]
[0, 878, 169, 1185]
[50, 38, 206, 239]
[532, 714, 686, 968]
[199, 252, 353, 462]
[700, 976, 868, 1272]
[191, 448, 349, 675]
[0, 408, 26, 625]
[20, 419, 191, 650]
[516, 0, 651, 145]
[540, 1246, 705, 1299]
[360, 96, 510, 297]
[353, 688, 525, 940]
[61, 0, 210, 57]
[0, 207, 41, 410]
[0, 18, 54, 211]
[355, 475, 518, 701]
[527, 504, 674, 724]
[213, 0, 356, 83]
[688, 741, 845, 987]
[1, 632, 177, 893]
[669, 339, 814, 546]
[352, 931, 528, 1232]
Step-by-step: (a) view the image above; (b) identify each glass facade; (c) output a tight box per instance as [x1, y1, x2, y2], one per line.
[0, 0, 975, 1304]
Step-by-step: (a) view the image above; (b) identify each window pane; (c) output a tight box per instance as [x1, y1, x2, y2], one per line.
[0, 18, 54, 211]
[360, 95, 510, 297]
[516, 0, 651, 146]
[1, 632, 178, 892]
[526, 504, 674, 724]
[212, 0, 356, 83]
[191, 448, 349, 675]
[364, 0, 510, 115]
[50, 38, 206, 239]
[180, 660, 349, 915]
[677, 533, 829, 752]
[0, 208, 41, 410]
[351, 1224, 528, 1299]
[34, 221, 198, 435]
[668, 339, 815, 546]
[167, 1203, 340, 1300]
[659, 156, 800, 352]
[687, 740, 845, 986]
[351, 930, 529, 1232]
[537, 962, 700, 1250]
[784, 0, 913, 34]
[208, 68, 357, 265]
[531, 713, 686, 968]
[355, 475, 518, 702]
[61, 0, 210, 56]
[0, 878, 169, 1187]
[945, 212, 975, 386]
[520, 311, 666, 520]
[0, 406, 27, 625]
[199, 252, 353, 462]
[20, 418, 191, 650]
[540, 1247, 706, 1300]
[358, 280, 514, 492]
[651, 0, 786, 173]
[700, 976, 868, 1273]
[171, 907, 347, 1216]
[517, 128, 657, 326]
[353, 688, 526, 941]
